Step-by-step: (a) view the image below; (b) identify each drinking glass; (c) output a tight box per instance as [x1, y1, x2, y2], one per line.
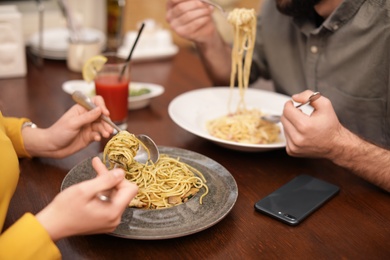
[67, 39, 101, 72]
[94, 52, 130, 129]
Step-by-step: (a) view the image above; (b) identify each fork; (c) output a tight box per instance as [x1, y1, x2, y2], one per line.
[199, 0, 228, 17]
[97, 160, 124, 202]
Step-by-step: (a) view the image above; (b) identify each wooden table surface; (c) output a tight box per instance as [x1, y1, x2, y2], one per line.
[1, 47, 389, 259]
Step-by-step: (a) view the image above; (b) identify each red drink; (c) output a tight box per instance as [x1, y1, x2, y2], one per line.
[94, 53, 130, 129]
[95, 74, 129, 123]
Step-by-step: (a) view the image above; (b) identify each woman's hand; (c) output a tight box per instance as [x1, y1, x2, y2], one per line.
[23, 95, 114, 158]
[36, 157, 138, 241]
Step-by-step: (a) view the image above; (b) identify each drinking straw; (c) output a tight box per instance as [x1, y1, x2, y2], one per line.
[119, 22, 145, 81]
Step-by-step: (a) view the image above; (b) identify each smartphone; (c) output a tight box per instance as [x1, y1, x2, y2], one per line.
[254, 175, 340, 226]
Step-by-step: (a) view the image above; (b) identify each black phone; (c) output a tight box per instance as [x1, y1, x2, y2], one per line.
[254, 175, 340, 226]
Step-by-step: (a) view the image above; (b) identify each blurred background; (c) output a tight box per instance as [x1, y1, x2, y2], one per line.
[0, 0, 262, 48]
[0, 0, 263, 78]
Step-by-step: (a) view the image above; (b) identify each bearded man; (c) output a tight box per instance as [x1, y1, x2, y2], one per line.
[166, 0, 390, 192]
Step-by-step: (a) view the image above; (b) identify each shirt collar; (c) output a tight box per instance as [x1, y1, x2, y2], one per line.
[293, 0, 367, 35]
[323, 0, 366, 32]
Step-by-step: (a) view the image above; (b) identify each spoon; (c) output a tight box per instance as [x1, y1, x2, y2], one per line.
[261, 92, 321, 124]
[199, 0, 228, 17]
[71, 90, 159, 164]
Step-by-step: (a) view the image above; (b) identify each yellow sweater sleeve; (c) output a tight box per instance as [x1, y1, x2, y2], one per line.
[0, 113, 61, 259]
[2, 116, 31, 158]
[0, 213, 61, 260]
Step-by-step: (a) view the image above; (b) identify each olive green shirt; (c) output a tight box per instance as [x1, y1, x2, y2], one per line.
[251, 0, 390, 147]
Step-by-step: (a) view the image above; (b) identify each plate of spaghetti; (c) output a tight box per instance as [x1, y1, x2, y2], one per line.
[169, 87, 290, 152]
[61, 146, 238, 239]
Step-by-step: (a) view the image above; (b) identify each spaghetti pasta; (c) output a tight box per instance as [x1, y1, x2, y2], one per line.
[103, 131, 142, 168]
[227, 8, 257, 110]
[207, 108, 280, 144]
[103, 131, 208, 209]
[207, 8, 280, 144]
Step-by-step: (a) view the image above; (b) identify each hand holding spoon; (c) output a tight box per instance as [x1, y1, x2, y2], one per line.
[261, 92, 321, 124]
[71, 90, 159, 164]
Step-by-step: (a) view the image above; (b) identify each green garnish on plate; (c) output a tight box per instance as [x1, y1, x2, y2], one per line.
[130, 88, 151, 97]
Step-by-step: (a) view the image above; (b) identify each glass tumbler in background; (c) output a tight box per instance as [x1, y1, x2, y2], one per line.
[94, 52, 130, 130]
[67, 39, 101, 72]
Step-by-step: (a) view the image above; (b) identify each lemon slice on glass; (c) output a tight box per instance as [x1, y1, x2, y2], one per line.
[82, 55, 108, 83]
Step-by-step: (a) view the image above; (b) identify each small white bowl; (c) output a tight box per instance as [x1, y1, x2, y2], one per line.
[128, 82, 165, 110]
[62, 80, 164, 110]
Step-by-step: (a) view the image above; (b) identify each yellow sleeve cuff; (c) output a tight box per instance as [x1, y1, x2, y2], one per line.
[3, 117, 32, 158]
[0, 213, 61, 260]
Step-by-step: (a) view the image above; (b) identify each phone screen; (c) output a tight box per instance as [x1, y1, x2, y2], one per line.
[254, 175, 340, 225]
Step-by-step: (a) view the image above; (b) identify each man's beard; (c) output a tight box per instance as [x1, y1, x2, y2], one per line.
[275, 0, 321, 17]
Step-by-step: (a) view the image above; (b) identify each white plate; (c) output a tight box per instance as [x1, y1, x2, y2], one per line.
[29, 47, 66, 60]
[28, 27, 106, 60]
[117, 44, 179, 62]
[62, 80, 164, 110]
[168, 87, 291, 152]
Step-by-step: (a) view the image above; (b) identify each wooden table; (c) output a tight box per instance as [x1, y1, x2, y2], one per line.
[1, 47, 389, 259]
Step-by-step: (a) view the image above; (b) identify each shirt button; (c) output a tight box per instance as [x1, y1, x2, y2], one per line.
[310, 46, 318, 54]
[332, 24, 339, 30]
